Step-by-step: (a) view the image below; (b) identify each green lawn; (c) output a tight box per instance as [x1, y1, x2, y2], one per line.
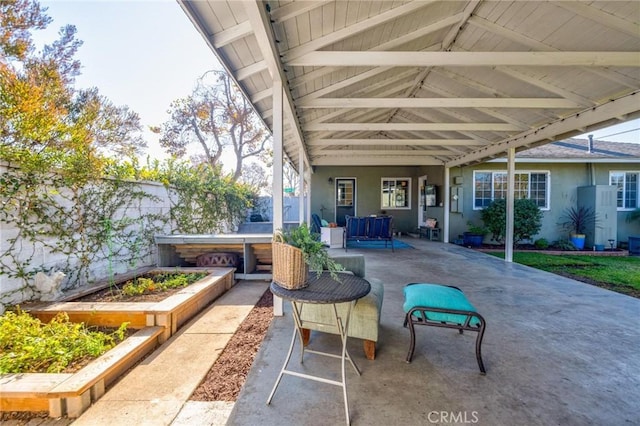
[488, 252, 640, 296]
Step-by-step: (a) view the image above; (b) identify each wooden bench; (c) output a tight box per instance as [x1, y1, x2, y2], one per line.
[0, 326, 163, 418]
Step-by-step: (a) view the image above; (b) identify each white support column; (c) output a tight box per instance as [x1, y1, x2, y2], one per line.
[505, 148, 515, 263]
[299, 150, 305, 225]
[273, 80, 284, 316]
[443, 167, 450, 243]
[306, 169, 312, 225]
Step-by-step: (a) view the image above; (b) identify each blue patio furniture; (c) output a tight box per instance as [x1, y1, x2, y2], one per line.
[311, 213, 323, 234]
[403, 283, 486, 374]
[343, 215, 394, 252]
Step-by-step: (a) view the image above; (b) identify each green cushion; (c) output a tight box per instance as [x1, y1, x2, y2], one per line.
[403, 284, 481, 326]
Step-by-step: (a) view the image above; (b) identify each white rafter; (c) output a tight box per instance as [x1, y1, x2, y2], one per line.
[309, 149, 455, 156]
[305, 123, 520, 132]
[306, 139, 480, 147]
[493, 66, 595, 107]
[298, 98, 580, 109]
[290, 51, 640, 67]
[213, 21, 253, 48]
[243, 1, 310, 168]
[555, 1, 640, 38]
[269, 1, 325, 24]
[236, 61, 268, 81]
[467, 16, 640, 89]
[283, 0, 435, 61]
[446, 93, 640, 167]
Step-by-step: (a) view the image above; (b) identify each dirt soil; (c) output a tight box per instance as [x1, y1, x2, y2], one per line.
[191, 288, 273, 401]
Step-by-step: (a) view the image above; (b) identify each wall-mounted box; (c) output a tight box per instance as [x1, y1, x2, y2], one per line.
[453, 176, 464, 185]
[450, 187, 463, 213]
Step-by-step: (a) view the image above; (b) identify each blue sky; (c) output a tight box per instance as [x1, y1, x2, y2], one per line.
[34, 0, 639, 162]
[35, 0, 221, 159]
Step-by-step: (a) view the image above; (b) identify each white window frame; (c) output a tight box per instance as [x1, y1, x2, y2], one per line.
[609, 171, 640, 211]
[472, 170, 550, 210]
[381, 177, 411, 210]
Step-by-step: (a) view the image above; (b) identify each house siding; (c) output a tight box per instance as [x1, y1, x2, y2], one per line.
[450, 162, 640, 246]
[311, 165, 445, 235]
[311, 160, 640, 247]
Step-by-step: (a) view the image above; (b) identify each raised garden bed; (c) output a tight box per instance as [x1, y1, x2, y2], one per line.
[26, 267, 236, 343]
[1, 326, 163, 417]
[1, 267, 236, 418]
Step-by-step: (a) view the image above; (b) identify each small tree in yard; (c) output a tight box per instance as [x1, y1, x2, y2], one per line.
[153, 70, 271, 182]
[481, 198, 543, 246]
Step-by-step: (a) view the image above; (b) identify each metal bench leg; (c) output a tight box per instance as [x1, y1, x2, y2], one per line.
[405, 314, 416, 363]
[475, 320, 487, 374]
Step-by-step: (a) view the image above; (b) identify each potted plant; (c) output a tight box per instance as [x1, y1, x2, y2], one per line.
[558, 206, 597, 250]
[273, 223, 344, 289]
[463, 221, 487, 248]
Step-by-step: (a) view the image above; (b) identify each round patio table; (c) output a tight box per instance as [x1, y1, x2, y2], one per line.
[267, 272, 371, 426]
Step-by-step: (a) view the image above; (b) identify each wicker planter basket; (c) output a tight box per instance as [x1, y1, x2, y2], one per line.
[272, 240, 309, 290]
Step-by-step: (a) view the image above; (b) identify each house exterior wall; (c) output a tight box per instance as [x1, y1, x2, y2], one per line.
[312, 161, 640, 246]
[450, 161, 640, 246]
[310, 165, 445, 234]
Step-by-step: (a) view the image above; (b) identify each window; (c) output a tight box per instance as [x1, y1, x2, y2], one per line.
[473, 171, 549, 210]
[381, 178, 411, 209]
[610, 171, 639, 210]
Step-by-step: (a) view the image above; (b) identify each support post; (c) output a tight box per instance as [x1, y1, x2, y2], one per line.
[299, 150, 305, 225]
[505, 148, 515, 263]
[443, 167, 450, 243]
[273, 80, 284, 316]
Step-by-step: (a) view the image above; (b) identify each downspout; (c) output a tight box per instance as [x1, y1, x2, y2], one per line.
[588, 134, 596, 186]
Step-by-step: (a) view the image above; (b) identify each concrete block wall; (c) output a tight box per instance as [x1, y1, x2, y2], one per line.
[0, 167, 173, 312]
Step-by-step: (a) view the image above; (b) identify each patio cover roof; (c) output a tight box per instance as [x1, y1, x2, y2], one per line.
[178, 0, 639, 171]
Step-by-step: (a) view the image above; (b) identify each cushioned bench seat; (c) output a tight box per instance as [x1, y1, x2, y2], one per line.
[299, 254, 383, 360]
[403, 283, 486, 373]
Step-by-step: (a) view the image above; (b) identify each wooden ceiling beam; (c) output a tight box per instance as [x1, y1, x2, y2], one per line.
[305, 122, 521, 132]
[298, 98, 581, 109]
[290, 51, 640, 67]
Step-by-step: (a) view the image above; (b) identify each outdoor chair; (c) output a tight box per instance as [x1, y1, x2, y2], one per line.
[403, 283, 486, 373]
[298, 254, 384, 360]
[311, 213, 323, 234]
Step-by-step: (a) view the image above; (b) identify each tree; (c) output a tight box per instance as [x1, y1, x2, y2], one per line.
[0, 0, 146, 174]
[239, 162, 270, 194]
[283, 161, 299, 196]
[154, 70, 271, 181]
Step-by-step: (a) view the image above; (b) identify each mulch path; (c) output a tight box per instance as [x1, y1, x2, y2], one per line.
[190, 289, 274, 401]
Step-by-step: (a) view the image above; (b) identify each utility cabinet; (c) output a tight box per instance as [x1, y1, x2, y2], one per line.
[577, 185, 617, 249]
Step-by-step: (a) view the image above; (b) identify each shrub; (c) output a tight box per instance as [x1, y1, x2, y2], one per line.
[552, 238, 577, 251]
[534, 238, 549, 249]
[0, 310, 128, 373]
[481, 198, 543, 245]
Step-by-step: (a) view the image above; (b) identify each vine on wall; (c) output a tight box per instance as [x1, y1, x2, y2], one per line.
[161, 160, 254, 234]
[0, 165, 168, 300]
[0, 158, 257, 311]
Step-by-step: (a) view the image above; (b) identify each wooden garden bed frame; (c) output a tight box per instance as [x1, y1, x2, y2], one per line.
[1, 267, 236, 417]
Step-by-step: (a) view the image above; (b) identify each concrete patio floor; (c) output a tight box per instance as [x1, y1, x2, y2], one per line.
[228, 238, 640, 426]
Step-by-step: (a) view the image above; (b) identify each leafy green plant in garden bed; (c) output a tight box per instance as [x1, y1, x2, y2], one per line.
[0, 309, 129, 373]
[121, 272, 207, 296]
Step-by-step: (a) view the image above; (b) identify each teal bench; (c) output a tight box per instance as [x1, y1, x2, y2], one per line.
[403, 283, 486, 374]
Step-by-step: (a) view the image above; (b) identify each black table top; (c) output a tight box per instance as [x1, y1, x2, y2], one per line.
[270, 272, 370, 304]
